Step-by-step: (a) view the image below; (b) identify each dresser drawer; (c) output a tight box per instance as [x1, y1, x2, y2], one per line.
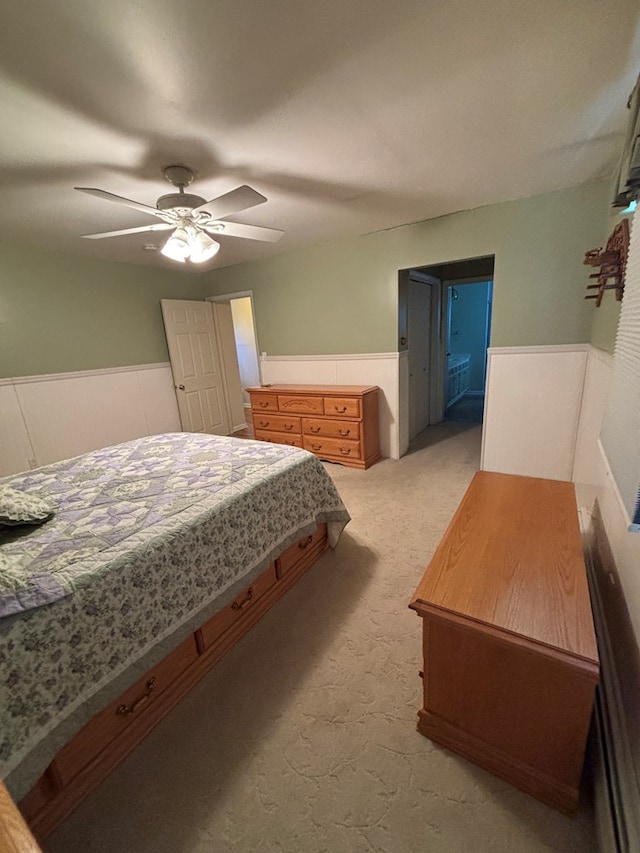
[324, 396, 361, 418]
[303, 435, 362, 461]
[251, 393, 279, 412]
[302, 418, 360, 441]
[252, 413, 301, 434]
[55, 635, 199, 784]
[254, 429, 303, 448]
[197, 564, 278, 651]
[277, 395, 324, 415]
[277, 524, 328, 578]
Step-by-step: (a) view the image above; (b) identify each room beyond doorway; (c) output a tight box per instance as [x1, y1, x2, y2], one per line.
[444, 279, 493, 424]
[399, 255, 494, 451]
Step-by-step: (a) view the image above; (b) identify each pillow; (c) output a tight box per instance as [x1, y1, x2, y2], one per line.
[0, 484, 55, 526]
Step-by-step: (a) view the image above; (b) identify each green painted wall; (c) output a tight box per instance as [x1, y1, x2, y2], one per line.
[0, 243, 206, 378]
[0, 179, 613, 379]
[204, 180, 610, 354]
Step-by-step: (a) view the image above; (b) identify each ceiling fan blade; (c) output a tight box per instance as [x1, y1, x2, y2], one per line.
[193, 185, 267, 218]
[75, 187, 166, 218]
[202, 220, 284, 243]
[81, 223, 174, 240]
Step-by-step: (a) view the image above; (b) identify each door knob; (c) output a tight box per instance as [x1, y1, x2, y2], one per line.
[177, 384, 185, 390]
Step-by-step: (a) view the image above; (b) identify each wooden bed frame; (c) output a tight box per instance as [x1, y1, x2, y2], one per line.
[10, 522, 329, 845]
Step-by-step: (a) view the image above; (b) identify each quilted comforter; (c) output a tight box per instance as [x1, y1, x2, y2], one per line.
[0, 433, 350, 799]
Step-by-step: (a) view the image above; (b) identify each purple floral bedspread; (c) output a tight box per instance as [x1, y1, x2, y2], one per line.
[0, 433, 350, 799]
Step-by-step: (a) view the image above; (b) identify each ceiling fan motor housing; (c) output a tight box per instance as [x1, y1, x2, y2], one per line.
[156, 192, 207, 212]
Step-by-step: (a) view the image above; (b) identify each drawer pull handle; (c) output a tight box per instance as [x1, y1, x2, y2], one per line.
[340, 447, 352, 455]
[231, 587, 254, 611]
[284, 424, 294, 431]
[259, 421, 269, 427]
[298, 535, 314, 550]
[311, 443, 322, 451]
[258, 401, 269, 408]
[117, 678, 156, 716]
[310, 426, 321, 433]
[338, 429, 351, 436]
[334, 405, 347, 413]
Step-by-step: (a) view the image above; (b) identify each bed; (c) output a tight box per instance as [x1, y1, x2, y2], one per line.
[0, 432, 350, 836]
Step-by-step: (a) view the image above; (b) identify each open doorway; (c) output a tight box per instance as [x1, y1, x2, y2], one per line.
[207, 291, 261, 426]
[444, 279, 493, 423]
[399, 255, 494, 451]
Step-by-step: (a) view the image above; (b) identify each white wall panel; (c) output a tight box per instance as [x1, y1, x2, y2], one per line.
[0, 382, 34, 475]
[481, 345, 588, 481]
[17, 372, 150, 466]
[259, 353, 398, 458]
[1, 364, 181, 474]
[261, 358, 338, 385]
[572, 348, 613, 491]
[137, 366, 182, 436]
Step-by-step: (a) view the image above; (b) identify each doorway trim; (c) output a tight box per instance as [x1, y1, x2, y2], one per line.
[206, 290, 263, 387]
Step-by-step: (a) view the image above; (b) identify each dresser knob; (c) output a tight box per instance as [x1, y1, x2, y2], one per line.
[339, 429, 350, 436]
[335, 406, 347, 413]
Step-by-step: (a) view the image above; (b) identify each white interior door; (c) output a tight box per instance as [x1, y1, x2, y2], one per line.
[408, 281, 431, 440]
[161, 299, 231, 435]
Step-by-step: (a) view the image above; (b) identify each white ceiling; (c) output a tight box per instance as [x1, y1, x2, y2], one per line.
[0, 0, 639, 272]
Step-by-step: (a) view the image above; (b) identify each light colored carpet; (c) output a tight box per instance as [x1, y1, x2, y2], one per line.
[46, 423, 597, 853]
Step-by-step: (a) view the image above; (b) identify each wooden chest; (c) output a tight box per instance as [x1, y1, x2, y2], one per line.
[247, 384, 380, 469]
[409, 471, 599, 813]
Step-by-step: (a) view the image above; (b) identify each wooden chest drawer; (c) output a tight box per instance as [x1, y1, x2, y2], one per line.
[303, 435, 362, 461]
[277, 395, 324, 415]
[254, 429, 303, 448]
[277, 524, 328, 578]
[54, 635, 199, 784]
[302, 418, 360, 441]
[197, 564, 278, 651]
[252, 413, 301, 434]
[251, 393, 279, 412]
[324, 396, 361, 418]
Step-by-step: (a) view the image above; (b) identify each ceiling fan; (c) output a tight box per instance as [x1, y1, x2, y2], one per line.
[75, 165, 284, 264]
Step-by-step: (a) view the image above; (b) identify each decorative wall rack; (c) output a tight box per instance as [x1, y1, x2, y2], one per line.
[583, 218, 630, 306]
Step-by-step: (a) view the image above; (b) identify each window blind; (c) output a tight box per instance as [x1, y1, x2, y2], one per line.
[601, 209, 640, 531]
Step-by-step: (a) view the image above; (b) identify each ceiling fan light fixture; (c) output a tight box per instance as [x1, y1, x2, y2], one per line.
[189, 230, 220, 264]
[160, 227, 191, 262]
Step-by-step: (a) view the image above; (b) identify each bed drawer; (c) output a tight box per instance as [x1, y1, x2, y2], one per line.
[302, 418, 360, 441]
[254, 430, 303, 448]
[54, 635, 198, 785]
[277, 524, 328, 578]
[324, 396, 361, 418]
[303, 435, 362, 461]
[197, 564, 278, 651]
[252, 413, 301, 433]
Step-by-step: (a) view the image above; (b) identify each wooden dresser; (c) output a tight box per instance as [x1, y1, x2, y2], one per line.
[247, 384, 380, 469]
[409, 471, 599, 813]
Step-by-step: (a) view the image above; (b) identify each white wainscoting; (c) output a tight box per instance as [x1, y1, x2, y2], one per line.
[481, 344, 590, 481]
[0, 364, 181, 476]
[570, 347, 640, 647]
[259, 353, 400, 459]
